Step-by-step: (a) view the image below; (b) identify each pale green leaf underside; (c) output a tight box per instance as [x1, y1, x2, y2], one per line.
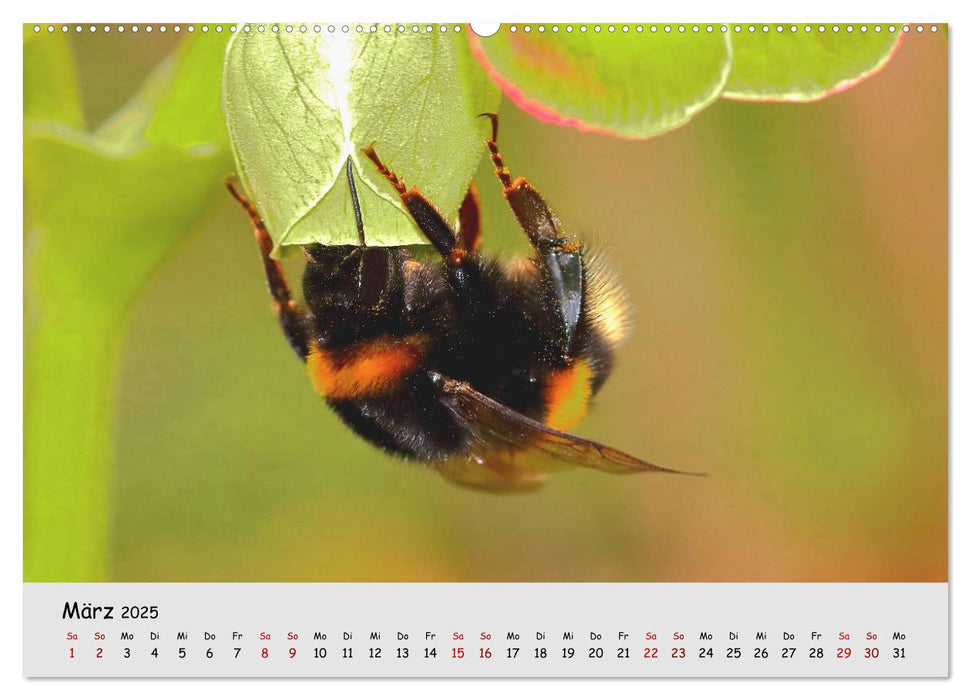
[471, 29, 733, 139]
[222, 31, 500, 248]
[724, 26, 903, 100]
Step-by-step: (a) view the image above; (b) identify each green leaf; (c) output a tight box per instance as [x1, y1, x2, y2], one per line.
[24, 31, 233, 581]
[469, 26, 732, 139]
[222, 29, 500, 248]
[722, 25, 903, 101]
[23, 30, 84, 128]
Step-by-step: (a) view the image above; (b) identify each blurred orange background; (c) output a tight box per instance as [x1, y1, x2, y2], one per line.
[69, 29, 946, 582]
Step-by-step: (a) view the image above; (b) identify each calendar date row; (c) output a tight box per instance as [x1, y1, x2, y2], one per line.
[65, 644, 909, 662]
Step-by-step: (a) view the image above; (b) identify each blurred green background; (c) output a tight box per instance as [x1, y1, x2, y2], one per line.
[28, 30, 946, 582]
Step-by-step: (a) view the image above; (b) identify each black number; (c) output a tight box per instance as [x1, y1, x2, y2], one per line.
[810, 647, 824, 659]
[754, 647, 768, 658]
[699, 647, 713, 658]
[726, 647, 741, 659]
[782, 647, 796, 658]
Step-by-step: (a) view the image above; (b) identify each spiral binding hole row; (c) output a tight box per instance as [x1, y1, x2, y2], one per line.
[31, 24, 938, 36]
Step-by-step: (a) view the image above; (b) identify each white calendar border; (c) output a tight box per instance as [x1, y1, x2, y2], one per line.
[5, 0, 964, 696]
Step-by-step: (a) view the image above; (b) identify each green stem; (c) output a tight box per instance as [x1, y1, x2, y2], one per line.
[24, 305, 119, 581]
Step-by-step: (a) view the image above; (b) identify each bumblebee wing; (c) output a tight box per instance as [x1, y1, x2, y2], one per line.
[430, 372, 698, 490]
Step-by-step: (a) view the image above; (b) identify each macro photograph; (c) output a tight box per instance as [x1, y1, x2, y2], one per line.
[24, 23, 946, 585]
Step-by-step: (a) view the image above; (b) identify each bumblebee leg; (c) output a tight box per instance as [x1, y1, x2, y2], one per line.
[226, 177, 309, 361]
[481, 113, 584, 354]
[481, 112, 566, 249]
[457, 182, 482, 253]
[362, 145, 466, 262]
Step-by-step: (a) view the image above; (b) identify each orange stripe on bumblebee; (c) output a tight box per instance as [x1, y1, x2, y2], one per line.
[307, 334, 431, 400]
[543, 360, 594, 432]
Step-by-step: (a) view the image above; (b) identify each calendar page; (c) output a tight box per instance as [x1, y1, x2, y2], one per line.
[22, 20, 948, 679]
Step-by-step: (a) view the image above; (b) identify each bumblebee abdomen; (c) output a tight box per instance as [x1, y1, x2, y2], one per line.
[542, 359, 594, 433]
[328, 373, 471, 461]
[306, 334, 431, 400]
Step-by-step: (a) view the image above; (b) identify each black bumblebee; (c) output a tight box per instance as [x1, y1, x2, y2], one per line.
[228, 115, 694, 491]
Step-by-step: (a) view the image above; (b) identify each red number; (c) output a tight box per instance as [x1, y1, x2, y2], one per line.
[261, 647, 269, 659]
[837, 648, 852, 659]
[289, 647, 297, 659]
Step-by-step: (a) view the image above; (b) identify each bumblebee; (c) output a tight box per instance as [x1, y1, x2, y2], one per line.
[228, 115, 693, 491]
